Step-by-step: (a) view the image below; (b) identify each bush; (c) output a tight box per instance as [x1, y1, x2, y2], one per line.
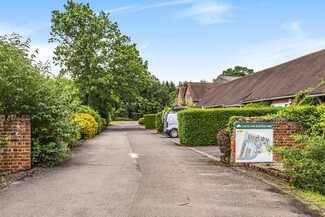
[155, 111, 164, 133]
[0, 35, 82, 165]
[31, 139, 69, 167]
[275, 135, 325, 195]
[74, 113, 98, 139]
[138, 117, 144, 125]
[178, 107, 279, 146]
[275, 105, 324, 135]
[216, 128, 231, 158]
[78, 105, 104, 133]
[144, 114, 156, 129]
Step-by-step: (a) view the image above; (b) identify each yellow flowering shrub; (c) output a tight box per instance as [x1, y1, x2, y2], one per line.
[73, 113, 98, 139]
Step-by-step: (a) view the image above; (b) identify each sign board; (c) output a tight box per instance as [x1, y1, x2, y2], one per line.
[235, 122, 273, 163]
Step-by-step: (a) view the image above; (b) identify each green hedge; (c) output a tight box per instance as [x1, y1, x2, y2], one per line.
[178, 107, 279, 146]
[138, 117, 144, 125]
[155, 111, 164, 133]
[144, 114, 156, 129]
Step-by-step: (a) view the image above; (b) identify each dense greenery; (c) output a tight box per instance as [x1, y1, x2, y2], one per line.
[276, 135, 325, 194]
[78, 105, 106, 133]
[49, 1, 177, 120]
[273, 105, 325, 194]
[0, 1, 177, 166]
[178, 107, 279, 146]
[155, 111, 164, 133]
[0, 34, 81, 166]
[219, 66, 254, 77]
[114, 79, 177, 120]
[144, 114, 156, 129]
[138, 117, 144, 125]
[73, 113, 98, 139]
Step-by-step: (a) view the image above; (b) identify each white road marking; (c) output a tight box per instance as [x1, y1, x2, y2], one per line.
[128, 153, 139, 158]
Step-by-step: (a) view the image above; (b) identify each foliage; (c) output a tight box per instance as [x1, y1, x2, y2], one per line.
[275, 106, 324, 135]
[220, 66, 254, 77]
[144, 114, 156, 129]
[49, 1, 152, 119]
[244, 101, 272, 108]
[138, 117, 144, 125]
[155, 111, 164, 133]
[178, 107, 279, 146]
[295, 88, 319, 106]
[78, 105, 104, 133]
[275, 135, 325, 195]
[73, 113, 98, 139]
[0, 34, 81, 165]
[31, 139, 69, 167]
[115, 78, 177, 120]
[216, 128, 230, 158]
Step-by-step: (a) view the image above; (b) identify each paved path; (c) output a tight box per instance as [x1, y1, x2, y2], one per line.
[0, 122, 318, 217]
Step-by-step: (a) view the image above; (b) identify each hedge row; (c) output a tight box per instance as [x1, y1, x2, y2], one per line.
[155, 111, 164, 133]
[178, 107, 279, 146]
[144, 114, 156, 129]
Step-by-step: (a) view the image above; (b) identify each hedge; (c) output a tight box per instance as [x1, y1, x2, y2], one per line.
[178, 107, 279, 146]
[155, 111, 164, 133]
[138, 117, 144, 125]
[144, 114, 156, 129]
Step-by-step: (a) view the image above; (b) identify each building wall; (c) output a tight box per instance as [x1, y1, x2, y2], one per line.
[0, 115, 31, 172]
[230, 117, 299, 164]
[185, 86, 194, 105]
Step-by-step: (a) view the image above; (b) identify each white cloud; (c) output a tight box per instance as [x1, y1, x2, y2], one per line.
[282, 21, 304, 37]
[0, 21, 49, 39]
[138, 42, 153, 61]
[108, 0, 198, 15]
[177, 1, 232, 24]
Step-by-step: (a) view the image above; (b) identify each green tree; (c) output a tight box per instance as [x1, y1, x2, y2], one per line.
[220, 66, 254, 77]
[49, 0, 151, 119]
[0, 34, 81, 165]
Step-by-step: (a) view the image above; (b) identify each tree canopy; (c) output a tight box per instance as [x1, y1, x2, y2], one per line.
[49, 0, 153, 118]
[220, 66, 254, 77]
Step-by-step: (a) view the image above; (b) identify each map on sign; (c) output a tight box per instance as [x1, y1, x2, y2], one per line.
[235, 122, 273, 163]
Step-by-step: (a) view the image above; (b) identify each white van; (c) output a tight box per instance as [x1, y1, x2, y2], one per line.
[162, 106, 188, 138]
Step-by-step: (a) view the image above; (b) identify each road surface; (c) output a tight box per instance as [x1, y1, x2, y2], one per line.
[0, 122, 318, 217]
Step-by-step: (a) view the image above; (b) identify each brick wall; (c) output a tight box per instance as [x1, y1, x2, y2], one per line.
[0, 115, 31, 172]
[230, 117, 299, 164]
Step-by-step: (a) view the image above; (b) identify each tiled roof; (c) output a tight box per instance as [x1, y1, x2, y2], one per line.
[186, 82, 213, 102]
[196, 50, 325, 107]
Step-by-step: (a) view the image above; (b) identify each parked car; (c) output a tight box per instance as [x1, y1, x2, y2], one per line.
[162, 106, 188, 138]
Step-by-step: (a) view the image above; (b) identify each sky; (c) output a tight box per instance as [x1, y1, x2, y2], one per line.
[1, 0, 325, 84]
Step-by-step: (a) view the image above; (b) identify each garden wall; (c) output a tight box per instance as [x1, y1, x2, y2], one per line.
[230, 117, 299, 164]
[0, 115, 31, 172]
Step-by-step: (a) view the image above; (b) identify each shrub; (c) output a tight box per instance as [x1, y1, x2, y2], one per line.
[138, 117, 144, 125]
[295, 88, 319, 106]
[275, 105, 324, 135]
[78, 105, 104, 133]
[216, 128, 230, 159]
[275, 135, 325, 195]
[74, 113, 98, 139]
[31, 139, 69, 167]
[144, 114, 156, 129]
[155, 111, 164, 133]
[178, 107, 279, 146]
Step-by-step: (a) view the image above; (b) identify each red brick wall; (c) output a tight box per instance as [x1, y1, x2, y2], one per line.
[230, 117, 299, 164]
[0, 115, 31, 172]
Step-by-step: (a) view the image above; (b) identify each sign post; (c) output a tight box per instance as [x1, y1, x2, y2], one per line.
[235, 122, 273, 163]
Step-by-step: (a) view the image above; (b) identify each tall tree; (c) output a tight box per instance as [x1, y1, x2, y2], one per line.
[220, 66, 254, 77]
[49, 0, 151, 118]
